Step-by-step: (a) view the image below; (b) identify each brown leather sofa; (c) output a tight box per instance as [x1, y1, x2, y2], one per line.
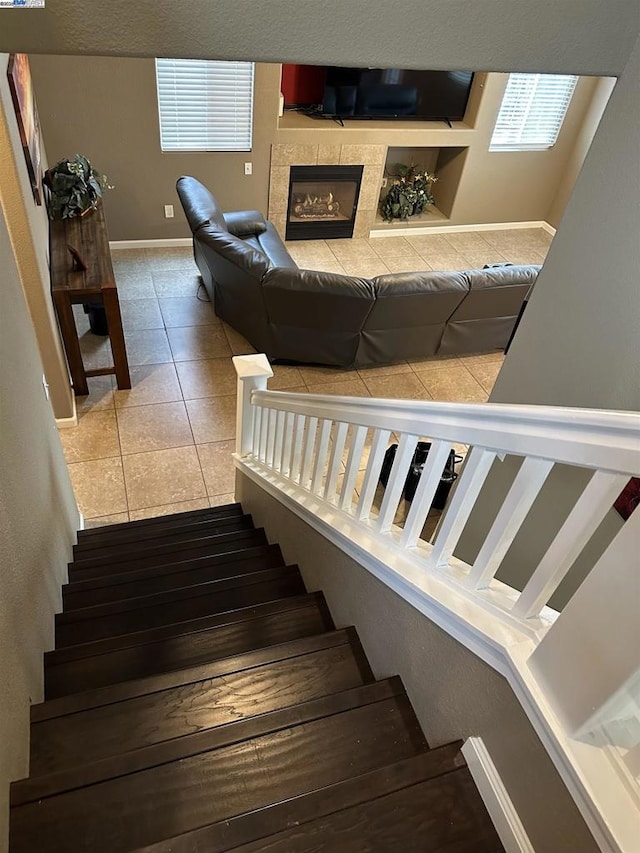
[177, 176, 540, 368]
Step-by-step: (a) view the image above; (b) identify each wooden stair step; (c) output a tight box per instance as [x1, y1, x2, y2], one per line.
[67, 528, 268, 582]
[71, 515, 255, 564]
[132, 745, 468, 853]
[62, 544, 284, 610]
[30, 628, 373, 776]
[10, 679, 427, 853]
[55, 565, 306, 647]
[76, 503, 243, 545]
[44, 593, 334, 698]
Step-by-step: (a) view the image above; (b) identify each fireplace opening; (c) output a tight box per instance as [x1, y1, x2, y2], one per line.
[286, 165, 364, 240]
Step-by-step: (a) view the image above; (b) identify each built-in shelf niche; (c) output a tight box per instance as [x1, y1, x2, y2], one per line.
[377, 145, 469, 229]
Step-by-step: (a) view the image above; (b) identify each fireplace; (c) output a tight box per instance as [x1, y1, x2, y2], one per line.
[286, 165, 364, 240]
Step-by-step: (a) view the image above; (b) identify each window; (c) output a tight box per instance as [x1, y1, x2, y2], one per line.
[155, 59, 254, 152]
[490, 74, 578, 151]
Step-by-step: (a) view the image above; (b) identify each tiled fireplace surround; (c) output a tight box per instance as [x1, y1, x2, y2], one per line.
[268, 143, 386, 240]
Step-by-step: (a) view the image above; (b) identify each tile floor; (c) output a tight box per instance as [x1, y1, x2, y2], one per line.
[59, 228, 551, 527]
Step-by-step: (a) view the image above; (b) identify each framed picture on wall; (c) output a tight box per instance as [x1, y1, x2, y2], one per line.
[7, 53, 42, 205]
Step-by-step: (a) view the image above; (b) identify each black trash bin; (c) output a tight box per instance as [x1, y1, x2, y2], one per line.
[379, 441, 460, 507]
[84, 302, 109, 336]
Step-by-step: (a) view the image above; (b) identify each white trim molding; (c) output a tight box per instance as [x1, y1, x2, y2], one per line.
[109, 238, 192, 250]
[369, 219, 556, 238]
[462, 737, 535, 853]
[55, 397, 78, 429]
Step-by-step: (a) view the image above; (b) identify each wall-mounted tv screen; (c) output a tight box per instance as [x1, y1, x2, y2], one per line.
[281, 66, 475, 123]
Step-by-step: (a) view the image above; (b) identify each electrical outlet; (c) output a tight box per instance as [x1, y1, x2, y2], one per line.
[244, 162, 253, 176]
[164, 204, 174, 218]
[42, 374, 50, 401]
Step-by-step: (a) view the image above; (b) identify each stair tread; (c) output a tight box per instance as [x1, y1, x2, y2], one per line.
[55, 566, 306, 647]
[131, 746, 470, 853]
[67, 528, 267, 582]
[77, 504, 242, 541]
[70, 516, 255, 566]
[11, 680, 427, 853]
[44, 593, 334, 698]
[30, 628, 373, 776]
[62, 544, 285, 609]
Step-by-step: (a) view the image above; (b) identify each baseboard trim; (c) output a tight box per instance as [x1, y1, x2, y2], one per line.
[462, 738, 535, 853]
[369, 220, 556, 238]
[78, 513, 85, 531]
[110, 238, 192, 250]
[55, 397, 78, 429]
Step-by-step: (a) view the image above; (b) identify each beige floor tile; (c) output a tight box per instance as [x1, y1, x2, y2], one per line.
[152, 270, 202, 298]
[341, 259, 391, 278]
[124, 328, 173, 365]
[114, 363, 183, 409]
[144, 247, 197, 271]
[442, 231, 494, 252]
[413, 250, 471, 271]
[368, 236, 413, 258]
[167, 325, 232, 361]
[362, 373, 432, 401]
[59, 411, 120, 463]
[298, 365, 360, 385]
[499, 249, 547, 266]
[117, 401, 194, 455]
[415, 364, 488, 402]
[381, 255, 433, 273]
[75, 376, 115, 415]
[305, 378, 370, 397]
[285, 240, 337, 266]
[175, 358, 237, 399]
[111, 250, 150, 275]
[269, 365, 306, 390]
[84, 512, 130, 528]
[222, 323, 258, 356]
[158, 295, 219, 327]
[328, 238, 378, 262]
[114, 270, 156, 300]
[460, 351, 505, 366]
[458, 249, 510, 268]
[464, 360, 503, 393]
[129, 497, 211, 521]
[186, 395, 237, 444]
[79, 332, 113, 372]
[405, 234, 454, 254]
[357, 362, 412, 379]
[68, 457, 127, 517]
[408, 355, 464, 372]
[209, 493, 236, 508]
[123, 446, 206, 510]
[119, 299, 164, 332]
[197, 440, 236, 496]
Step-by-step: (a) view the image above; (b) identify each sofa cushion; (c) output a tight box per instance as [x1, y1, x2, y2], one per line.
[223, 210, 268, 237]
[452, 265, 539, 321]
[176, 176, 228, 233]
[196, 225, 271, 279]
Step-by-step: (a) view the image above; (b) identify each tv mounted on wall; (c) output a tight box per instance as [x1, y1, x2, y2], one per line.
[282, 66, 475, 124]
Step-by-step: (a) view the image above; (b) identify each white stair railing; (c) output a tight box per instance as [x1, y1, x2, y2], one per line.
[233, 354, 640, 853]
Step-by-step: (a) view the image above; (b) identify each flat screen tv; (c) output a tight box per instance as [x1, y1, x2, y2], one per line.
[312, 68, 474, 123]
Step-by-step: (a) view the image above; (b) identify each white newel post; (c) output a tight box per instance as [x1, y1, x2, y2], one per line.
[233, 354, 273, 457]
[529, 507, 640, 738]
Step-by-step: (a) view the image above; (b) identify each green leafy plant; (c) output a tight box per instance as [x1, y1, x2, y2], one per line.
[44, 154, 112, 220]
[380, 163, 438, 222]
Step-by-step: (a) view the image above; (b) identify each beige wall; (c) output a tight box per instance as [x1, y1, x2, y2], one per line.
[0, 202, 79, 851]
[29, 57, 605, 239]
[0, 54, 74, 419]
[237, 472, 600, 853]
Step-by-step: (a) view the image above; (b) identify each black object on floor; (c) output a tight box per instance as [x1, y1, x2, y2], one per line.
[379, 441, 460, 507]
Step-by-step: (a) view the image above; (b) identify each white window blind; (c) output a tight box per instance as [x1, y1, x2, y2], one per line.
[490, 74, 578, 151]
[156, 59, 254, 152]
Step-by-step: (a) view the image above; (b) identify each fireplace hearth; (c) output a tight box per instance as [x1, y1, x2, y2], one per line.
[286, 165, 364, 240]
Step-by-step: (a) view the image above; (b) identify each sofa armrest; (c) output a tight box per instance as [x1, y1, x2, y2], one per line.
[223, 210, 268, 238]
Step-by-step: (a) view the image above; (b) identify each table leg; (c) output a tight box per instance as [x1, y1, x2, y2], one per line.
[53, 291, 89, 395]
[102, 285, 131, 390]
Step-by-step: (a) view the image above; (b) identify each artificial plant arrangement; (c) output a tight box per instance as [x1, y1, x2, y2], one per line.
[380, 163, 438, 222]
[44, 154, 112, 220]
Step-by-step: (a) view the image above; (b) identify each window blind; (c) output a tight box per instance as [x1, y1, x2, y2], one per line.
[155, 59, 254, 152]
[490, 74, 578, 151]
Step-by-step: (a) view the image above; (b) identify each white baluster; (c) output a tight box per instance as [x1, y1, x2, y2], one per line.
[311, 419, 332, 495]
[290, 414, 305, 483]
[513, 470, 630, 618]
[427, 447, 497, 569]
[233, 354, 273, 456]
[324, 421, 349, 503]
[401, 440, 453, 548]
[356, 429, 392, 521]
[273, 410, 285, 472]
[281, 412, 295, 478]
[468, 456, 554, 590]
[259, 404, 269, 462]
[266, 409, 277, 468]
[301, 416, 319, 489]
[340, 425, 368, 513]
[377, 433, 418, 533]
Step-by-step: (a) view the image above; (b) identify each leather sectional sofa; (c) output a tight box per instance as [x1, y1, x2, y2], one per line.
[176, 176, 540, 368]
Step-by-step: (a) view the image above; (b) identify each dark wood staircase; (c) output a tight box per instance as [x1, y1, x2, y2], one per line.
[10, 503, 504, 852]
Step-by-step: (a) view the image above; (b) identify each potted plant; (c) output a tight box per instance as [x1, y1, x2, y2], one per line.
[380, 163, 438, 222]
[44, 154, 112, 220]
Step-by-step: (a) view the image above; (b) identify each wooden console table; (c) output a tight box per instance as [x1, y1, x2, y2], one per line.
[50, 204, 131, 396]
